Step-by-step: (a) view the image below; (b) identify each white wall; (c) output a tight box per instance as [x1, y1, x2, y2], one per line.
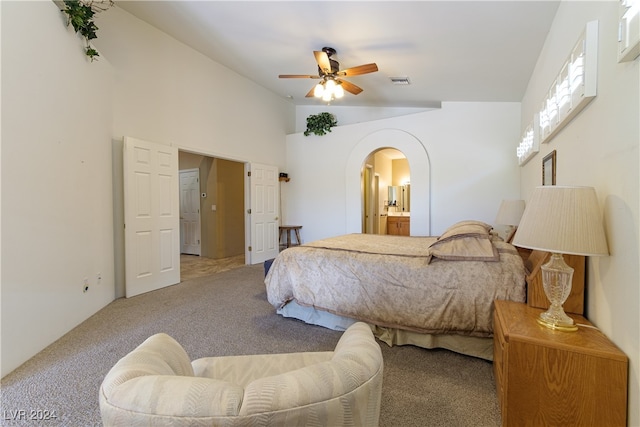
[1, 1, 115, 376]
[520, 1, 639, 424]
[284, 103, 521, 243]
[96, 6, 294, 165]
[93, 6, 294, 296]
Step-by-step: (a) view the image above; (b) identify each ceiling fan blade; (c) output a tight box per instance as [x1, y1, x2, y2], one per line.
[279, 74, 321, 79]
[314, 51, 332, 75]
[337, 63, 379, 77]
[305, 86, 316, 98]
[338, 79, 363, 95]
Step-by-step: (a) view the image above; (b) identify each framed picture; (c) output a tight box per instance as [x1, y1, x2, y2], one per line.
[542, 150, 556, 185]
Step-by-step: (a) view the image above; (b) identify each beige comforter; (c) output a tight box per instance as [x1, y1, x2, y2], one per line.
[265, 234, 526, 337]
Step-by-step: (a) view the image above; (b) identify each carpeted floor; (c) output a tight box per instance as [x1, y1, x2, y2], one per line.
[0, 264, 501, 426]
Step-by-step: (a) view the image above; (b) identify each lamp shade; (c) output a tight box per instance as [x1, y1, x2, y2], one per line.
[512, 186, 609, 256]
[495, 199, 525, 226]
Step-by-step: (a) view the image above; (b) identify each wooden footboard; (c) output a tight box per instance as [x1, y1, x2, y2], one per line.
[520, 249, 586, 315]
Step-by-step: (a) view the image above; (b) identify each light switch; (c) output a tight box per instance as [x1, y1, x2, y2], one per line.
[211, 204, 216, 211]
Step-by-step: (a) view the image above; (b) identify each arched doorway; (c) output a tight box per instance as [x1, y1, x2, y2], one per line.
[345, 129, 431, 236]
[361, 148, 410, 235]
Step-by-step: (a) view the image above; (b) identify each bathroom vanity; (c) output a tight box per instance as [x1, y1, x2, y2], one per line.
[387, 214, 410, 236]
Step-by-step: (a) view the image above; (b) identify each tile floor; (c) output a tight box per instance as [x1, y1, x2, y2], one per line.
[180, 253, 246, 281]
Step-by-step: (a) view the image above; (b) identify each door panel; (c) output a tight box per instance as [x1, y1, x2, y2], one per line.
[124, 137, 180, 297]
[248, 163, 279, 264]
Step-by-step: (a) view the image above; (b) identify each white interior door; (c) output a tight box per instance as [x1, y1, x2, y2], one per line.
[179, 169, 201, 256]
[124, 136, 180, 298]
[248, 163, 279, 264]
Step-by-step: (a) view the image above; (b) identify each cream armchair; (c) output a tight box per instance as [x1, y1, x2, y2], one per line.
[99, 322, 383, 426]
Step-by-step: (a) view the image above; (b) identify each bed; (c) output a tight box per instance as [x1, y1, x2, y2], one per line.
[265, 220, 533, 360]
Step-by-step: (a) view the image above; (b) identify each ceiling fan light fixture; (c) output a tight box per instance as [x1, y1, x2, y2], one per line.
[313, 78, 344, 102]
[313, 83, 324, 98]
[325, 79, 336, 90]
[322, 89, 333, 102]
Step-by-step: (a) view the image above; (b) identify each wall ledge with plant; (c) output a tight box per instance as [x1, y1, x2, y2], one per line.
[58, 0, 114, 62]
[304, 112, 337, 136]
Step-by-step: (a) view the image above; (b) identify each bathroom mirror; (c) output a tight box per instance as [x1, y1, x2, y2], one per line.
[388, 185, 410, 212]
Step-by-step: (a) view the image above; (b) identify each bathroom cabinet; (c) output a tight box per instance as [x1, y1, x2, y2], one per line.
[387, 216, 410, 236]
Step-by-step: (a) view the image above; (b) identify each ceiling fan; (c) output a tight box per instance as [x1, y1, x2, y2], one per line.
[279, 47, 378, 101]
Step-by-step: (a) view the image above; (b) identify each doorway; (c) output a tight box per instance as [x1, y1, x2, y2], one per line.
[178, 151, 245, 268]
[179, 168, 201, 256]
[361, 148, 410, 235]
[346, 128, 430, 236]
[117, 140, 273, 298]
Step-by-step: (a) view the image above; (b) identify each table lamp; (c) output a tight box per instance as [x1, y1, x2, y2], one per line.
[495, 199, 525, 242]
[512, 186, 609, 331]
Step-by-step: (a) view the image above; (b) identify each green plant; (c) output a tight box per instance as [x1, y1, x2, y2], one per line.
[60, 0, 113, 61]
[304, 112, 337, 136]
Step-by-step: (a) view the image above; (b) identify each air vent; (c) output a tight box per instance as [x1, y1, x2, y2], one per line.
[389, 77, 410, 85]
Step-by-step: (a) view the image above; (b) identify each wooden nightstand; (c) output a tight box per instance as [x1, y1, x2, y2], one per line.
[493, 300, 628, 427]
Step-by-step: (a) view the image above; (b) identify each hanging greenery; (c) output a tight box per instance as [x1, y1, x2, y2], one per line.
[304, 112, 338, 136]
[59, 0, 114, 62]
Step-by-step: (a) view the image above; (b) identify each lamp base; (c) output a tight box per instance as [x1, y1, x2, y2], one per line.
[538, 253, 578, 332]
[536, 316, 578, 332]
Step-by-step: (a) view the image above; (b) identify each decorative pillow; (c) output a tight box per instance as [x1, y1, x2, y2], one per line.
[441, 220, 493, 235]
[428, 221, 499, 262]
[428, 236, 499, 262]
[438, 222, 492, 242]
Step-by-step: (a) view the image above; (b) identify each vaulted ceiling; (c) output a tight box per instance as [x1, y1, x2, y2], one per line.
[117, 1, 560, 108]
